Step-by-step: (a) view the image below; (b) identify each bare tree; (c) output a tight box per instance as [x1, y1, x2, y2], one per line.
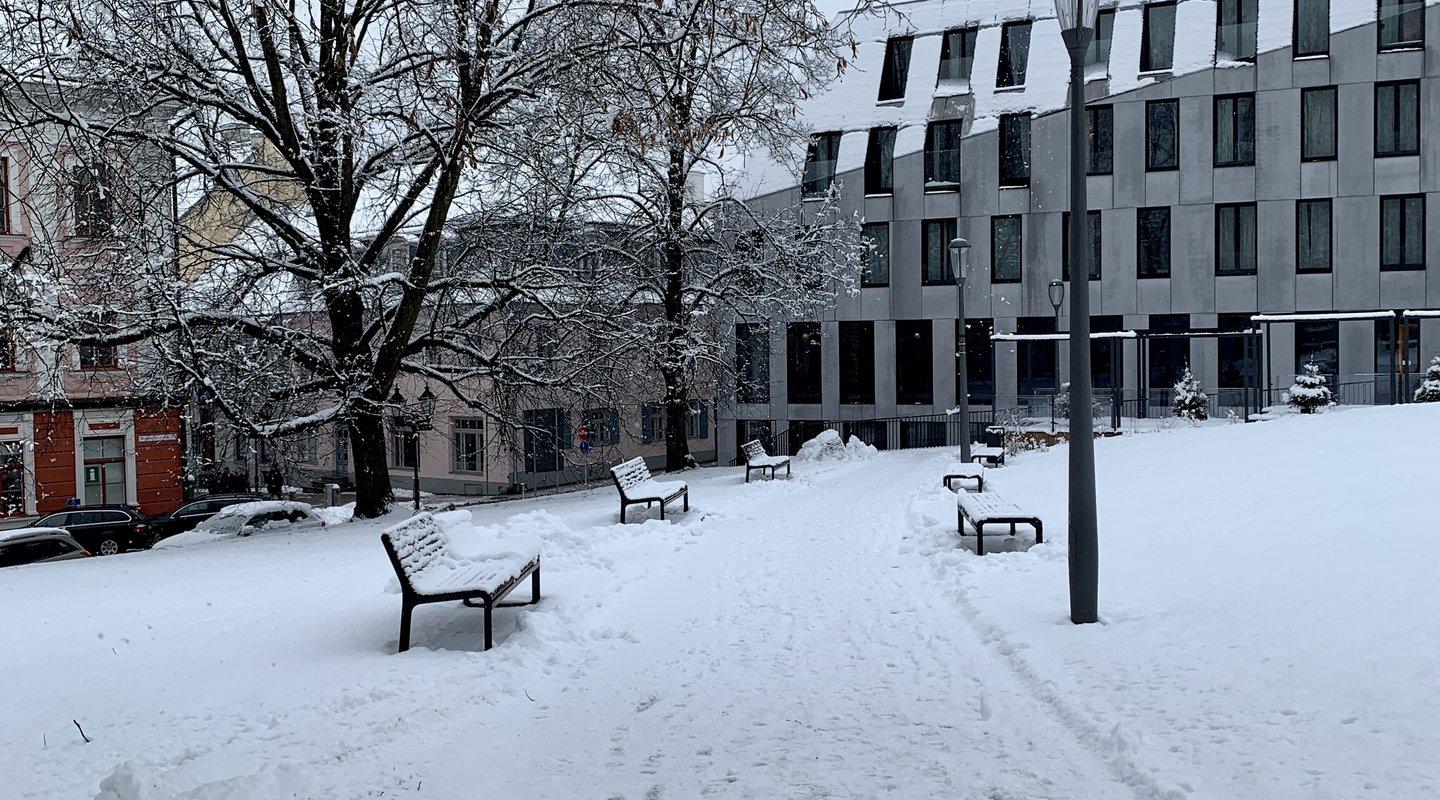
[0, 0, 647, 515]
[582, 0, 865, 469]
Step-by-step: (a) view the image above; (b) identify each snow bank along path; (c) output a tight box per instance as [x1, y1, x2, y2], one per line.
[2, 405, 1437, 798]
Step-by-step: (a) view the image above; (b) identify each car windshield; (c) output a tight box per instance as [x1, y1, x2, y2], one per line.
[196, 515, 247, 535]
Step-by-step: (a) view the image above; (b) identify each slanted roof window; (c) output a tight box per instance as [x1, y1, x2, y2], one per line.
[996, 21, 1032, 88]
[1141, 1, 1177, 71]
[801, 132, 842, 197]
[938, 27, 978, 83]
[877, 37, 913, 101]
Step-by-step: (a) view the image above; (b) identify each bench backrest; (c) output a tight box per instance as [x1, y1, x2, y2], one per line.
[740, 439, 768, 462]
[380, 513, 450, 593]
[610, 456, 653, 494]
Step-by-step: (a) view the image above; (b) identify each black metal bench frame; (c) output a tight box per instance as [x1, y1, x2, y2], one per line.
[967, 449, 1006, 467]
[382, 532, 541, 653]
[957, 505, 1043, 556]
[942, 472, 985, 492]
[610, 458, 689, 522]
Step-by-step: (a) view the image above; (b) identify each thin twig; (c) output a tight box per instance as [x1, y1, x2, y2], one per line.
[72, 719, 90, 744]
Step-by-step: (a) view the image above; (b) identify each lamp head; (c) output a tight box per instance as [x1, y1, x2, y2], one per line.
[1048, 279, 1066, 312]
[948, 237, 971, 283]
[1054, 0, 1099, 33]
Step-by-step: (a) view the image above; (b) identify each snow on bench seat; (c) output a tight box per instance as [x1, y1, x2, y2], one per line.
[956, 490, 1043, 556]
[381, 513, 541, 652]
[740, 439, 791, 482]
[610, 457, 689, 522]
[967, 446, 1006, 466]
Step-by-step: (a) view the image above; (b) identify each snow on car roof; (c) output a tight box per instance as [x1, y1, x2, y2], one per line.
[212, 500, 315, 519]
[0, 527, 73, 543]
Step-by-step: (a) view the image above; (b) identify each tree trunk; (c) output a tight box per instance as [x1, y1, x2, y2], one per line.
[348, 407, 393, 518]
[662, 360, 693, 470]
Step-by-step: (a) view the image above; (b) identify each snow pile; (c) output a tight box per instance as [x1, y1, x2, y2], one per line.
[312, 502, 355, 526]
[794, 428, 877, 461]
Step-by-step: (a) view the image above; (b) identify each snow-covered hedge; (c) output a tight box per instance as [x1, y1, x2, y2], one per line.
[795, 429, 877, 462]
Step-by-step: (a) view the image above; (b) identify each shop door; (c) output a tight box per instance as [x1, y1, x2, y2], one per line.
[82, 437, 127, 505]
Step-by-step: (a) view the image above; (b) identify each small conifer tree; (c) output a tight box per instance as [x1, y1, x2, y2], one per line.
[1284, 362, 1333, 413]
[1172, 367, 1210, 421]
[1414, 356, 1440, 403]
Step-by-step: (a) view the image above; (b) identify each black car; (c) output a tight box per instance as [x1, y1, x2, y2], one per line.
[148, 493, 269, 540]
[0, 528, 91, 567]
[31, 505, 153, 556]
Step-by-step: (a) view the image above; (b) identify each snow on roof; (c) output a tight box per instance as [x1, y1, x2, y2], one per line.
[740, 0, 1429, 197]
[991, 331, 1137, 341]
[0, 527, 71, 543]
[1402, 310, 1440, 318]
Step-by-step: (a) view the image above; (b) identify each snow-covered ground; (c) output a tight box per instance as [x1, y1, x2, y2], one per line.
[3, 405, 1437, 799]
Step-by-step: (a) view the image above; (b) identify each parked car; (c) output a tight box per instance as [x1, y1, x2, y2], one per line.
[153, 501, 326, 549]
[148, 493, 269, 540]
[31, 506, 153, 556]
[0, 528, 91, 568]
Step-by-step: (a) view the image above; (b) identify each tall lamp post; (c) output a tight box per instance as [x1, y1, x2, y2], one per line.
[390, 385, 437, 511]
[1057, 0, 1101, 624]
[949, 238, 973, 462]
[1047, 279, 1066, 433]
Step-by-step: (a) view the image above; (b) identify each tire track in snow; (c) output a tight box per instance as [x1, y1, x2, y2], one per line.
[900, 478, 1190, 800]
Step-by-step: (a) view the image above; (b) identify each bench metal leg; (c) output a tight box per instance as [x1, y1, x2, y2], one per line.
[976, 522, 985, 556]
[786, 462, 791, 478]
[483, 601, 493, 651]
[745, 466, 751, 483]
[1034, 520, 1043, 544]
[398, 599, 414, 653]
[682, 491, 689, 512]
[659, 500, 666, 520]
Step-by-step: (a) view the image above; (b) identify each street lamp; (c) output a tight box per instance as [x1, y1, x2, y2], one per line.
[1056, 0, 1101, 625]
[390, 385, 437, 511]
[949, 237, 973, 463]
[1048, 279, 1066, 320]
[1048, 279, 1066, 433]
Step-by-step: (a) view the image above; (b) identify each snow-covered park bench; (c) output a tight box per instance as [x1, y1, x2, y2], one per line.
[381, 514, 541, 653]
[956, 491, 1043, 556]
[610, 456, 689, 522]
[941, 463, 985, 492]
[741, 439, 791, 483]
[967, 445, 1006, 467]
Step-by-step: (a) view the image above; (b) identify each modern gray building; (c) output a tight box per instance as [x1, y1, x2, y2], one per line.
[719, 0, 1440, 463]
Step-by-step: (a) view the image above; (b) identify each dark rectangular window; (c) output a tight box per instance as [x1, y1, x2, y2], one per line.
[802, 132, 842, 196]
[1218, 313, 1256, 397]
[991, 215, 1022, 283]
[839, 321, 876, 404]
[1137, 207, 1172, 278]
[78, 312, 117, 369]
[861, 222, 890, 286]
[1215, 203, 1258, 275]
[1216, 0, 1258, 61]
[1148, 314, 1190, 391]
[1296, 199, 1332, 273]
[878, 36, 914, 100]
[1381, 194, 1425, 271]
[1378, 0, 1425, 50]
[895, 320, 933, 405]
[72, 162, 113, 238]
[786, 322, 822, 404]
[1062, 210, 1103, 281]
[1294, 0, 1330, 56]
[1141, 1, 1177, 71]
[1086, 10, 1116, 70]
[392, 418, 419, 469]
[924, 120, 962, 187]
[735, 323, 770, 403]
[686, 401, 710, 440]
[1091, 315, 1124, 390]
[1146, 99, 1179, 170]
[1214, 94, 1255, 167]
[521, 409, 564, 473]
[1375, 81, 1420, 157]
[1375, 318, 1420, 403]
[580, 408, 621, 446]
[938, 27, 978, 82]
[957, 318, 995, 404]
[996, 21, 1032, 88]
[1296, 320, 1339, 378]
[1017, 316, 1057, 395]
[1301, 86, 1337, 160]
[641, 404, 662, 444]
[864, 127, 896, 194]
[922, 218, 957, 285]
[998, 114, 1032, 187]
[1087, 105, 1114, 174]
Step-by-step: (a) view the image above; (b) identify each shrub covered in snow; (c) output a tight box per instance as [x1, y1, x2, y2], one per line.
[1171, 368, 1209, 421]
[794, 429, 877, 462]
[1053, 382, 1070, 418]
[1414, 357, 1440, 403]
[1284, 362, 1333, 414]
